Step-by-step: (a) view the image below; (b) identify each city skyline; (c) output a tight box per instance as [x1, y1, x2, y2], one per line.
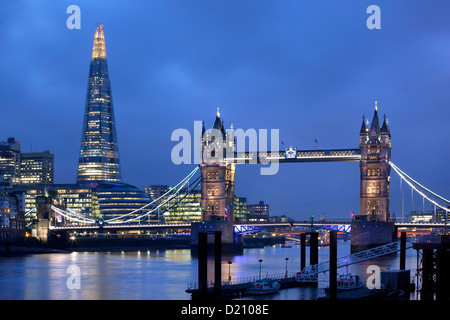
[1, 1, 449, 220]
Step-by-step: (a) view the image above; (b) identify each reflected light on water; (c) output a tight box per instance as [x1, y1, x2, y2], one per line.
[0, 241, 418, 300]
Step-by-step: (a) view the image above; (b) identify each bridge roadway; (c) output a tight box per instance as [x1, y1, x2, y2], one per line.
[49, 220, 448, 233]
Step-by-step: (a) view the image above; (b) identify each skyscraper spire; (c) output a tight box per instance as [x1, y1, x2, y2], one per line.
[92, 25, 107, 60]
[77, 25, 121, 184]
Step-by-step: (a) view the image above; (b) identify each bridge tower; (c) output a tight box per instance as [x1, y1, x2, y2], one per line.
[199, 108, 236, 223]
[359, 101, 391, 222]
[191, 109, 241, 253]
[352, 102, 396, 253]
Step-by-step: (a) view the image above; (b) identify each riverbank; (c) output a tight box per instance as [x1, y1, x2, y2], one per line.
[0, 245, 68, 256]
[0, 234, 286, 256]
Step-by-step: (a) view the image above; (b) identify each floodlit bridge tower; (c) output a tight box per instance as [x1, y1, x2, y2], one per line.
[191, 109, 240, 252]
[351, 102, 396, 253]
[200, 108, 236, 223]
[359, 101, 391, 222]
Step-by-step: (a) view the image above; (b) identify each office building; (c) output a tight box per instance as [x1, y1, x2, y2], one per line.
[0, 137, 21, 184]
[247, 200, 270, 222]
[0, 137, 54, 185]
[20, 152, 54, 185]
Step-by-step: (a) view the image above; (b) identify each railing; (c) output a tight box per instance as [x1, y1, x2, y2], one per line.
[187, 272, 298, 290]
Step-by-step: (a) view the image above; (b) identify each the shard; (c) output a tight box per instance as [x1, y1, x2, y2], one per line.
[76, 25, 121, 184]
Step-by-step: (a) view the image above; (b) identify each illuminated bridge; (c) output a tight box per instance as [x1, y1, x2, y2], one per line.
[30, 151, 449, 238]
[28, 106, 450, 252]
[47, 220, 448, 235]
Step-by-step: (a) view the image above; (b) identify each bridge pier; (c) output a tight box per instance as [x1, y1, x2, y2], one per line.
[300, 233, 306, 270]
[196, 231, 223, 300]
[329, 230, 337, 300]
[400, 231, 406, 270]
[191, 220, 243, 254]
[350, 219, 397, 253]
[309, 232, 319, 266]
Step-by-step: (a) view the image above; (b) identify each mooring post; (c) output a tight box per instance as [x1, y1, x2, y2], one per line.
[214, 231, 222, 298]
[400, 231, 406, 270]
[300, 233, 306, 271]
[198, 232, 208, 299]
[421, 249, 434, 301]
[329, 231, 337, 300]
[435, 236, 450, 301]
[309, 232, 319, 266]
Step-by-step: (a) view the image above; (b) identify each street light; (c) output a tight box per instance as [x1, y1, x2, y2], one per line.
[228, 261, 232, 282]
[259, 259, 263, 280]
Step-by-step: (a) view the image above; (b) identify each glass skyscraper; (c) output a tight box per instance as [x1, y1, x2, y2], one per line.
[77, 25, 121, 185]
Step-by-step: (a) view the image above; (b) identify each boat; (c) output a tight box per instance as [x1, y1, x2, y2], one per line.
[245, 279, 281, 295]
[334, 273, 365, 291]
[323, 273, 367, 299]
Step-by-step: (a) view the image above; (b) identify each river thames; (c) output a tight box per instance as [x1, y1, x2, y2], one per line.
[0, 240, 418, 300]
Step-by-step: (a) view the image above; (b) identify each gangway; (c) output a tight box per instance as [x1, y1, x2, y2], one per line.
[296, 241, 412, 282]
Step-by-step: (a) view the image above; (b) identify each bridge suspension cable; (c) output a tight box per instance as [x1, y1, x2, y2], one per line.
[25, 207, 36, 216]
[52, 205, 98, 224]
[389, 161, 450, 214]
[104, 166, 200, 223]
[114, 175, 201, 224]
[50, 166, 201, 225]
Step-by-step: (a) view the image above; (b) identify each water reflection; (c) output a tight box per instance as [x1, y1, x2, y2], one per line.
[0, 241, 418, 300]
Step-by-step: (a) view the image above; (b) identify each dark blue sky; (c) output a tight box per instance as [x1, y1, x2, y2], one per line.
[1, 1, 449, 220]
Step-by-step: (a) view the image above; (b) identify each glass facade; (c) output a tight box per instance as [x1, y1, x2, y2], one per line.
[144, 185, 249, 224]
[97, 182, 160, 222]
[77, 25, 121, 184]
[233, 196, 248, 223]
[163, 190, 202, 224]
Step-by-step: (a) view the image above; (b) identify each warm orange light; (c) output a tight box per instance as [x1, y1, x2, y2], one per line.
[397, 231, 431, 235]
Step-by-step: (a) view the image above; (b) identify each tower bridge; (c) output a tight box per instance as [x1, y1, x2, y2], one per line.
[195, 103, 395, 252]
